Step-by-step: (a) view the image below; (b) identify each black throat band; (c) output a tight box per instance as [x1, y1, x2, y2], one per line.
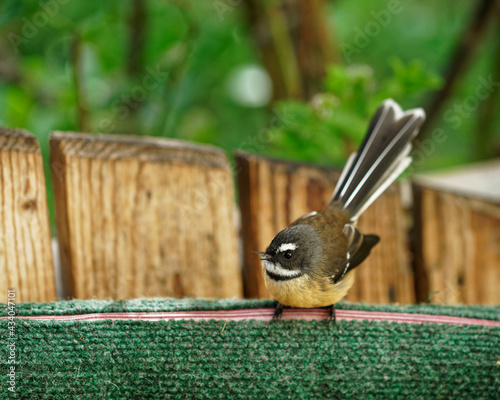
[265, 270, 301, 282]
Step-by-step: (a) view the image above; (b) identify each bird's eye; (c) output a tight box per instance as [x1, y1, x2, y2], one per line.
[283, 251, 293, 260]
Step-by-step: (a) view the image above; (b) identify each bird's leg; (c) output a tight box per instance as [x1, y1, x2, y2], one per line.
[327, 304, 337, 325]
[272, 301, 284, 322]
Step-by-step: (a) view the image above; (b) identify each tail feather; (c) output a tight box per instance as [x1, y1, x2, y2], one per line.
[331, 99, 425, 220]
[349, 152, 412, 219]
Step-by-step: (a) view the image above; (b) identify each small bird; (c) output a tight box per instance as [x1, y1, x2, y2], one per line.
[260, 99, 425, 321]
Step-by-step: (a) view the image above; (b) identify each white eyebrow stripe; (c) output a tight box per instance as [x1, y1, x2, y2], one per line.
[264, 261, 301, 278]
[277, 243, 297, 253]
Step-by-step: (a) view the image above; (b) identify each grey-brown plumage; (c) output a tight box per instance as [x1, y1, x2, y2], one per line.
[261, 99, 425, 311]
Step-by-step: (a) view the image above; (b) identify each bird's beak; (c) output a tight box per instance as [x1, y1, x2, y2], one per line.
[260, 254, 272, 261]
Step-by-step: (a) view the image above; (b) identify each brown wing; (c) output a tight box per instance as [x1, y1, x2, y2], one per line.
[331, 224, 379, 283]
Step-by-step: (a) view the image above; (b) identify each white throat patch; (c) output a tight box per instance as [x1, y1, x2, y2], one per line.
[264, 261, 301, 278]
[277, 243, 297, 253]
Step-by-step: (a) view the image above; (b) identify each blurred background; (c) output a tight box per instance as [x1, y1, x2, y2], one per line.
[0, 0, 499, 228]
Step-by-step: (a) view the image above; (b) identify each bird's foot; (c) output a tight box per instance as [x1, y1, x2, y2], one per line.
[327, 304, 337, 325]
[272, 301, 284, 322]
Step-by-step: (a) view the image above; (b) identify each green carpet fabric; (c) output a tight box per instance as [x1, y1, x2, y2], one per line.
[4, 298, 500, 321]
[1, 299, 499, 399]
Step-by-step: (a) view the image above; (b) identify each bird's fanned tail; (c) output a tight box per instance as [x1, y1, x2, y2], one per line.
[331, 99, 425, 221]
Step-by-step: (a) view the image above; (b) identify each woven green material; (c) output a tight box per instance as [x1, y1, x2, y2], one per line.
[2, 298, 499, 321]
[1, 300, 499, 399]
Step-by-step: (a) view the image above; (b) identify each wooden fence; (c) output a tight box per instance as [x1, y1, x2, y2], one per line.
[412, 162, 500, 305]
[0, 128, 55, 302]
[234, 152, 414, 304]
[50, 131, 241, 300]
[1, 128, 499, 304]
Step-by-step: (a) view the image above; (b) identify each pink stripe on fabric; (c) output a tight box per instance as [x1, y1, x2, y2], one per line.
[1, 308, 499, 327]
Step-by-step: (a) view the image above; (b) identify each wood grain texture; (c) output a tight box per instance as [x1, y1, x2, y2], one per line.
[413, 184, 500, 305]
[51, 132, 242, 299]
[235, 152, 414, 303]
[0, 128, 55, 302]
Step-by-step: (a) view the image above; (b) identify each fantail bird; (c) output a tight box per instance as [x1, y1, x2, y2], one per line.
[260, 99, 425, 320]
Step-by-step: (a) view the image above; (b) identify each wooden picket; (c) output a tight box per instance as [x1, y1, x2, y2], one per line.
[50, 132, 242, 300]
[234, 151, 415, 304]
[413, 161, 500, 305]
[0, 128, 55, 302]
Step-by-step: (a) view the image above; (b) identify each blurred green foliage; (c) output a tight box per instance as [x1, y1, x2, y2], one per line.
[331, 0, 500, 170]
[266, 60, 443, 166]
[0, 0, 499, 230]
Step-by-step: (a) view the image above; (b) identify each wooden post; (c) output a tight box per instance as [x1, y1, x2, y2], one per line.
[235, 152, 415, 303]
[50, 132, 242, 300]
[0, 128, 56, 302]
[413, 160, 500, 305]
